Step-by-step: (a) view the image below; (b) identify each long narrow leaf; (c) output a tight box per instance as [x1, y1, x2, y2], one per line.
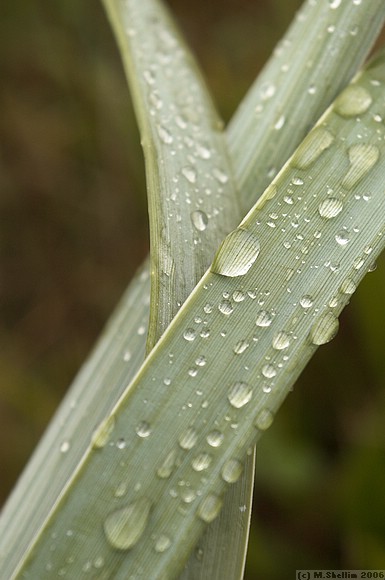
[14, 50, 385, 579]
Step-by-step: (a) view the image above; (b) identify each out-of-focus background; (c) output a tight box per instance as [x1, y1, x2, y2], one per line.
[1, 1, 385, 577]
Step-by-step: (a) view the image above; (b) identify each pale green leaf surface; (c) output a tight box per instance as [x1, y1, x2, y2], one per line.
[228, 0, 385, 213]
[15, 51, 385, 579]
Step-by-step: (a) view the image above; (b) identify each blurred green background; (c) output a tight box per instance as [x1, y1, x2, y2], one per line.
[1, 1, 385, 578]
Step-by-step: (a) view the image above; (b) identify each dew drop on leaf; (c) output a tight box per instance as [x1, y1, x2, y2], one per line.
[197, 494, 223, 523]
[342, 144, 380, 190]
[179, 427, 198, 450]
[218, 300, 234, 315]
[192, 453, 212, 472]
[191, 210, 208, 232]
[181, 166, 197, 183]
[291, 127, 334, 169]
[103, 497, 152, 551]
[255, 408, 274, 431]
[340, 278, 357, 295]
[211, 228, 260, 277]
[183, 328, 196, 342]
[272, 331, 290, 350]
[154, 535, 172, 553]
[318, 197, 343, 218]
[300, 294, 314, 309]
[228, 382, 253, 408]
[91, 415, 115, 449]
[255, 310, 273, 327]
[221, 458, 243, 483]
[334, 85, 372, 117]
[206, 430, 224, 447]
[135, 421, 152, 438]
[309, 312, 339, 345]
[157, 449, 177, 479]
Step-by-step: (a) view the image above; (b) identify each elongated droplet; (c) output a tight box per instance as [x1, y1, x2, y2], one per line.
[181, 166, 197, 184]
[197, 494, 223, 523]
[309, 312, 339, 345]
[340, 278, 356, 295]
[255, 310, 273, 327]
[103, 497, 152, 550]
[211, 228, 260, 277]
[192, 453, 212, 472]
[221, 459, 243, 483]
[291, 127, 334, 169]
[228, 382, 253, 408]
[342, 144, 380, 190]
[157, 449, 177, 479]
[191, 210, 208, 232]
[272, 331, 290, 350]
[179, 427, 198, 450]
[318, 197, 343, 219]
[334, 85, 372, 118]
[91, 415, 115, 449]
[255, 408, 274, 431]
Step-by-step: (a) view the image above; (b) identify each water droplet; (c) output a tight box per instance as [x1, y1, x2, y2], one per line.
[262, 364, 277, 379]
[340, 278, 357, 294]
[116, 438, 126, 450]
[218, 300, 234, 315]
[334, 85, 372, 117]
[179, 427, 198, 450]
[233, 290, 245, 302]
[207, 430, 224, 447]
[255, 408, 274, 431]
[157, 449, 177, 479]
[195, 355, 206, 367]
[228, 382, 253, 408]
[123, 350, 131, 362]
[181, 166, 197, 183]
[342, 144, 380, 190]
[154, 535, 171, 553]
[197, 494, 223, 523]
[260, 82, 276, 100]
[114, 482, 128, 498]
[335, 231, 350, 246]
[60, 441, 70, 454]
[292, 176, 304, 186]
[272, 331, 290, 350]
[221, 458, 243, 483]
[135, 421, 152, 438]
[103, 497, 152, 551]
[318, 197, 343, 218]
[211, 228, 261, 277]
[255, 310, 273, 327]
[191, 210, 208, 232]
[292, 127, 334, 169]
[233, 339, 249, 354]
[212, 167, 229, 184]
[91, 415, 116, 449]
[300, 295, 314, 309]
[274, 115, 286, 130]
[192, 453, 212, 472]
[329, 0, 341, 8]
[183, 328, 196, 342]
[309, 312, 339, 345]
[157, 124, 173, 144]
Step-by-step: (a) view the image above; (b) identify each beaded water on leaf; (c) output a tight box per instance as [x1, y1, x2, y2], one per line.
[211, 228, 260, 277]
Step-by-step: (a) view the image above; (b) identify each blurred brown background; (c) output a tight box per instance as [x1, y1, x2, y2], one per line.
[1, 1, 385, 578]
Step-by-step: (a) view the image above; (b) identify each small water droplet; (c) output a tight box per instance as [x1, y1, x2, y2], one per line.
[116, 438, 126, 450]
[179, 427, 198, 450]
[218, 300, 234, 315]
[195, 355, 206, 367]
[91, 415, 115, 449]
[228, 382, 253, 408]
[342, 144, 380, 190]
[135, 421, 152, 438]
[157, 124, 173, 144]
[221, 458, 243, 483]
[181, 166, 197, 183]
[123, 350, 131, 362]
[183, 328, 196, 342]
[212, 167, 229, 184]
[300, 294, 314, 309]
[335, 231, 350, 246]
[272, 331, 290, 350]
[260, 82, 276, 100]
[255, 310, 273, 327]
[255, 408, 274, 431]
[329, 0, 341, 8]
[60, 441, 70, 454]
[233, 339, 249, 354]
[207, 430, 224, 447]
[262, 364, 277, 379]
[318, 197, 343, 218]
[197, 494, 223, 523]
[211, 228, 261, 277]
[191, 210, 208, 232]
[334, 85, 372, 117]
[192, 453, 212, 472]
[103, 497, 152, 550]
[309, 312, 339, 345]
[233, 290, 245, 302]
[340, 278, 357, 295]
[292, 176, 304, 186]
[292, 127, 334, 169]
[157, 449, 177, 479]
[154, 535, 171, 553]
[114, 482, 128, 498]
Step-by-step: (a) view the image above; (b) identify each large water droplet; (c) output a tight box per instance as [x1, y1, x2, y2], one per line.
[335, 231, 350, 246]
[135, 421, 152, 438]
[272, 331, 290, 350]
[192, 453, 212, 471]
[228, 382, 253, 408]
[206, 430, 224, 447]
[91, 415, 115, 449]
[342, 144, 380, 190]
[218, 300, 234, 315]
[334, 85, 372, 117]
[154, 535, 172, 553]
[309, 312, 339, 345]
[318, 197, 343, 219]
[191, 210, 208, 232]
[197, 494, 223, 523]
[211, 228, 260, 277]
[181, 166, 197, 184]
[340, 278, 357, 295]
[255, 408, 274, 431]
[103, 497, 152, 550]
[221, 458, 243, 483]
[183, 328, 196, 342]
[255, 310, 273, 327]
[179, 427, 198, 450]
[291, 127, 334, 169]
[300, 294, 314, 309]
[233, 339, 249, 354]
